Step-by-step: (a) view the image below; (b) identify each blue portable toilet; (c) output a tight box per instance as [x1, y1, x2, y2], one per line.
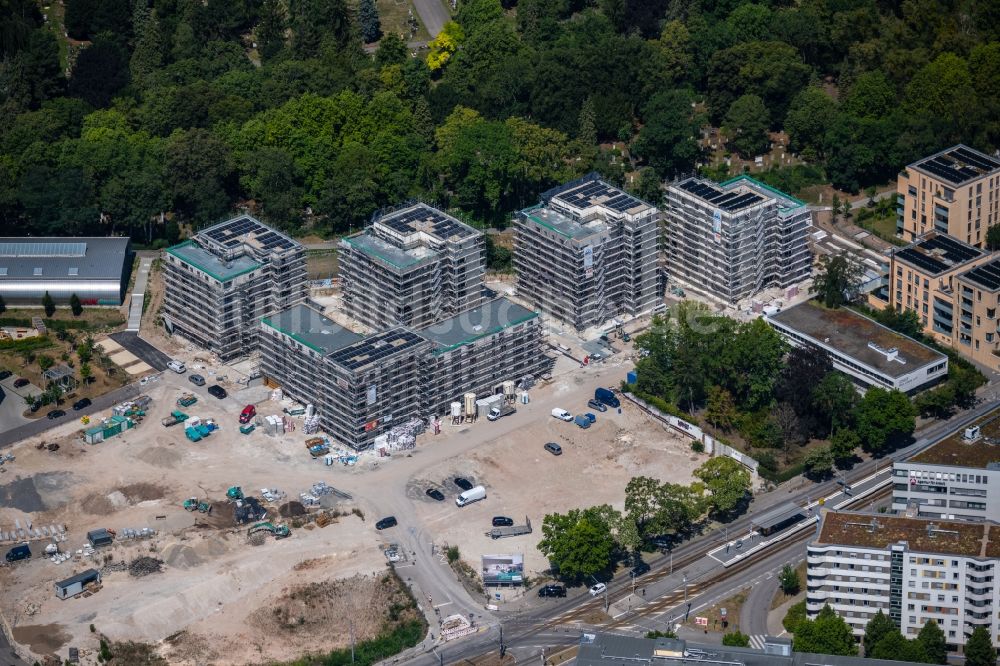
[627, 371, 638, 385]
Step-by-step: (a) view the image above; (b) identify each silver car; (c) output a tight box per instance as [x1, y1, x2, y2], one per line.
[188, 374, 206, 386]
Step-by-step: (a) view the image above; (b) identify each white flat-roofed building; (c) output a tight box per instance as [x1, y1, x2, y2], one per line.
[807, 510, 1000, 653]
[766, 300, 948, 393]
[0, 237, 133, 306]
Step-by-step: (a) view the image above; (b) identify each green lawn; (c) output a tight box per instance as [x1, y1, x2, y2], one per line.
[376, 0, 432, 43]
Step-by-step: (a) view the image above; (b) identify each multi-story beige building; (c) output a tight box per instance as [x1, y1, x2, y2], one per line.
[888, 232, 989, 346]
[897, 145, 1000, 247]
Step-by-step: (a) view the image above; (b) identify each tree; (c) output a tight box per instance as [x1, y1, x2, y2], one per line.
[916, 620, 947, 665]
[705, 385, 737, 431]
[722, 632, 751, 647]
[375, 32, 408, 68]
[41, 291, 55, 317]
[37, 354, 53, 371]
[779, 564, 800, 595]
[68, 36, 130, 108]
[256, 0, 286, 61]
[811, 254, 863, 307]
[632, 168, 662, 205]
[577, 97, 598, 145]
[0, 295, 6, 315]
[803, 445, 835, 478]
[829, 428, 861, 465]
[783, 600, 807, 633]
[964, 626, 997, 666]
[538, 508, 618, 581]
[633, 89, 700, 178]
[693, 456, 750, 519]
[870, 630, 927, 663]
[707, 41, 811, 127]
[427, 20, 464, 71]
[79, 362, 92, 385]
[69, 293, 82, 317]
[987, 225, 1000, 251]
[165, 128, 233, 226]
[76, 339, 93, 364]
[792, 604, 857, 656]
[785, 86, 837, 157]
[776, 345, 832, 420]
[129, 3, 163, 89]
[358, 0, 381, 43]
[854, 387, 916, 455]
[625, 477, 700, 540]
[863, 610, 896, 657]
[725, 93, 770, 157]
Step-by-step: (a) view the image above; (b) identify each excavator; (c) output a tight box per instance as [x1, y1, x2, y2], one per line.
[226, 487, 244, 501]
[182, 498, 211, 513]
[246, 522, 290, 539]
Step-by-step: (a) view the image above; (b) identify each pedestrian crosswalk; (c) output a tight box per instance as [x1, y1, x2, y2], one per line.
[748, 635, 767, 650]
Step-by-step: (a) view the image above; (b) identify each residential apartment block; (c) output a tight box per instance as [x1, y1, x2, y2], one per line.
[888, 232, 989, 345]
[339, 203, 484, 331]
[514, 174, 660, 331]
[897, 144, 1000, 247]
[807, 510, 1000, 653]
[260, 297, 544, 450]
[766, 300, 948, 393]
[891, 420, 1000, 522]
[665, 175, 811, 304]
[163, 215, 307, 361]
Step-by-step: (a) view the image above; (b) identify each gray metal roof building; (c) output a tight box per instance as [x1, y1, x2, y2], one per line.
[0, 237, 133, 305]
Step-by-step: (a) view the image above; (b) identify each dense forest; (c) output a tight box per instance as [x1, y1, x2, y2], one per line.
[1, 0, 999, 243]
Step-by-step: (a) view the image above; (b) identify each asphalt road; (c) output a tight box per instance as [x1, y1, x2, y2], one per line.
[412, 0, 450, 37]
[108, 331, 172, 372]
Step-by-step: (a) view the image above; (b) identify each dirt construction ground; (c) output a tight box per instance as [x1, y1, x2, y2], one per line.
[410, 398, 706, 578]
[0, 379, 388, 665]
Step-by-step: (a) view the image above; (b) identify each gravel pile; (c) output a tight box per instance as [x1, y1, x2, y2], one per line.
[129, 556, 164, 577]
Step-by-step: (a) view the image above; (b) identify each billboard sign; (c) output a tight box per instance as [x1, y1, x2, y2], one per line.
[583, 245, 594, 269]
[482, 554, 523, 586]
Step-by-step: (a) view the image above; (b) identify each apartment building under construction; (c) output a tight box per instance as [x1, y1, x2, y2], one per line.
[260, 297, 545, 450]
[339, 203, 485, 330]
[665, 175, 811, 304]
[514, 174, 660, 331]
[162, 215, 307, 361]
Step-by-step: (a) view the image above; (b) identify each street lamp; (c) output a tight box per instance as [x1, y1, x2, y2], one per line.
[683, 574, 687, 604]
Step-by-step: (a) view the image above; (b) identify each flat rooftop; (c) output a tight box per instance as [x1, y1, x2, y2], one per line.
[327, 327, 427, 372]
[196, 214, 298, 253]
[816, 511, 995, 558]
[418, 297, 538, 354]
[166, 241, 262, 282]
[374, 203, 478, 242]
[910, 144, 1000, 186]
[521, 205, 608, 241]
[0, 237, 130, 280]
[675, 177, 768, 213]
[767, 300, 945, 378]
[547, 175, 651, 215]
[959, 257, 1000, 292]
[720, 175, 806, 210]
[894, 232, 984, 276]
[343, 233, 438, 271]
[262, 304, 362, 355]
[910, 409, 1000, 470]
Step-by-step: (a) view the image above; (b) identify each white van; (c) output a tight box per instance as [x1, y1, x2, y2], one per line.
[551, 408, 573, 421]
[167, 360, 186, 374]
[455, 485, 486, 507]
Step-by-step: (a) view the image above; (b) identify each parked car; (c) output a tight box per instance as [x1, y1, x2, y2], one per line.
[630, 562, 651, 577]
[551, 408, 573, 421]
[207, 385, 227, 399]
[589, 352, 603, 362]
[595, 387, 620, 409]
[188, 374, 206, 386]
[585, 413, 596, 423]
[167, 360, 186, 374]
[544, 442, 563, 456]
[492, 516, 514, 527]
[538, 584, 566, 598]
[426, 488, 445, 501]
[454, 477, 473, 491]
[13, 378, 29, 388]
[589, 582, 607, 596]
[72, 398, 92, 411]
[622, 333, 631, 342]
[239, 404, 256, 423]
[455, 485, 487, 507]
[46, 409, 66, 420]
[4, 544, 30, 562]
[0, 370, 11, 381]
[375, 516, 398, 530]
[587, 399, 607, 412]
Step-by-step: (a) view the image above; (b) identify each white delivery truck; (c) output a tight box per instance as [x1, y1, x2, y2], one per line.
[456, 485, 486, 507]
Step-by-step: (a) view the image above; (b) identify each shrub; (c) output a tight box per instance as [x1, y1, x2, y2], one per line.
[691, 440, 705, 453]
[446, 545, 460, 563]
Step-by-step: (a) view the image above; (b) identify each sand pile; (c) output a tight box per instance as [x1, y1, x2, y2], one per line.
[162, 543, 203, 569]
[136, 446, 182, 469]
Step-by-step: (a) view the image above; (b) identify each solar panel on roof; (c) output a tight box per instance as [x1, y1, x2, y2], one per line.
[0, 242, 87, 257]
[897, 248, 947, 274]
[953, 146, 1000, 171]
[964, 261, 1000, 290]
